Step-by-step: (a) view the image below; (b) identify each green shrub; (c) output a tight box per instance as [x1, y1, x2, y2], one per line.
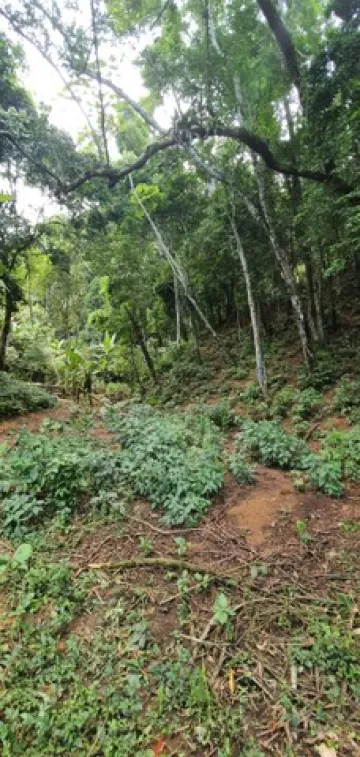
[299, 350, 345, 391]
[295, 427, 360, 497]
[0, 431, 128, 536]
[105, 404, 224, 526]
[104, 381, 132, 400]
[240, 382, 262, 404]
[201, 400, 235, 430]
[304, 457, 344, 497]
[271, 387, 298, 418]
[227, 452, 255, 483]
[317, 428, 360, 483]
[234, 366, 249, 380]
[292, 388, 324, 421]
[271, 387, 323, 421]
[233, 419, 360, 496]
[0, 373, 56, 418]
[237, 420, 309, 469]
[333, 379, 360, 416]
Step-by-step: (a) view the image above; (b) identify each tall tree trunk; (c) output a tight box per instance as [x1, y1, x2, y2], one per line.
[230, 212, 268, 399]
[253, 162, 312, 369]
[130, 175, 217, 338]
[174, 273, 181, 344]
[127, 309, 157, 383]
[0, 288, 13, 371]
[314, 263, 324, 343]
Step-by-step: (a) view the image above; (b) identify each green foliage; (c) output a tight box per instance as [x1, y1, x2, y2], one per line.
[271, 386, 298, 418]
[0, 430, 128, 536]
[0, 373, 56, 418]
[105, 404, 224, 525]
[237, 420, 309, 469]
[0, 542, 33, 577]
[310, 426, 360, 496]
[201, 400, 235, 430]
[104, 380, 132, 400]
[159, 347, 212, 404]
[291, 617, 360, 700]
[296, 520, 312, 546]
[292, 388, 324, 421]
[333, 379, 360, 417]
[174, 536, 188, 557]
[227, 451, 256, 484]
[299, 350, 346, 391]
[213, 592, 235, 626]
[271, 386, 323, 421]
[240, 382, 262, 404]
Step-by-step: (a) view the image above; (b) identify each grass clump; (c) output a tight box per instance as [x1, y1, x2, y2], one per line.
[0, 430, 128, 537]
[0, 373, 55, 418]
[105, 404, 224, 526]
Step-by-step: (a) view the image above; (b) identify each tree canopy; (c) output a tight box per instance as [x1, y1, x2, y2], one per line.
[0, 0, 358, 393]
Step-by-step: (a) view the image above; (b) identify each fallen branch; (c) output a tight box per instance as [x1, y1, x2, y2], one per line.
[126, 514, 202, 536]
[88, 556, 229, 576]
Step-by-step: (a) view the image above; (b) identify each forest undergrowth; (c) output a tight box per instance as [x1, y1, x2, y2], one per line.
[1, 330, 360, 757]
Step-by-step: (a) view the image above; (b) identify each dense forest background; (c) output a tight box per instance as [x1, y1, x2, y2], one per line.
[0, 0, 358, 404]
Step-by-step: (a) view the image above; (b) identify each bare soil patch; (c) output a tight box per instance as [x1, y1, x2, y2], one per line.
[0, 400, 72, 444]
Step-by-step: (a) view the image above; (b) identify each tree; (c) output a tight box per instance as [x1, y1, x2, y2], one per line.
[0, 0, 358, 388]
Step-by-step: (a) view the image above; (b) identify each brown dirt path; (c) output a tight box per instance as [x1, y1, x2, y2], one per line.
[0, 400, 73, 445]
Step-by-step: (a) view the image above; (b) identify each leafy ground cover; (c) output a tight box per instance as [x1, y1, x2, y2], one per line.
[0, 353, 359, 756]
[0, 373, 56, 418]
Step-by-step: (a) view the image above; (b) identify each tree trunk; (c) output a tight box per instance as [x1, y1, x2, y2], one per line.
[230, 214, 268, 399]
[127, 309, 157, 383]
[314, 267, 324, 343]
[130, 175, 217, 338]
[0, 288, 13, 372]
[253, 162, 313, 369]
[174, 273, 181, 344]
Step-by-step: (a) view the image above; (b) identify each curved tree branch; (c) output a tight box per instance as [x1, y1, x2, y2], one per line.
[1, 122, 353, 199]
[61, 125, 354, 196]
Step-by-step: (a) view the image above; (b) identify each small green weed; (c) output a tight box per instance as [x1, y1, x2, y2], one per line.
[174, 536, 188, 557]
[296, 520, 312, 546]
[291, 617, 360, 700]
[213, 592, 235, 627]
[139, 536, 153, 556]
